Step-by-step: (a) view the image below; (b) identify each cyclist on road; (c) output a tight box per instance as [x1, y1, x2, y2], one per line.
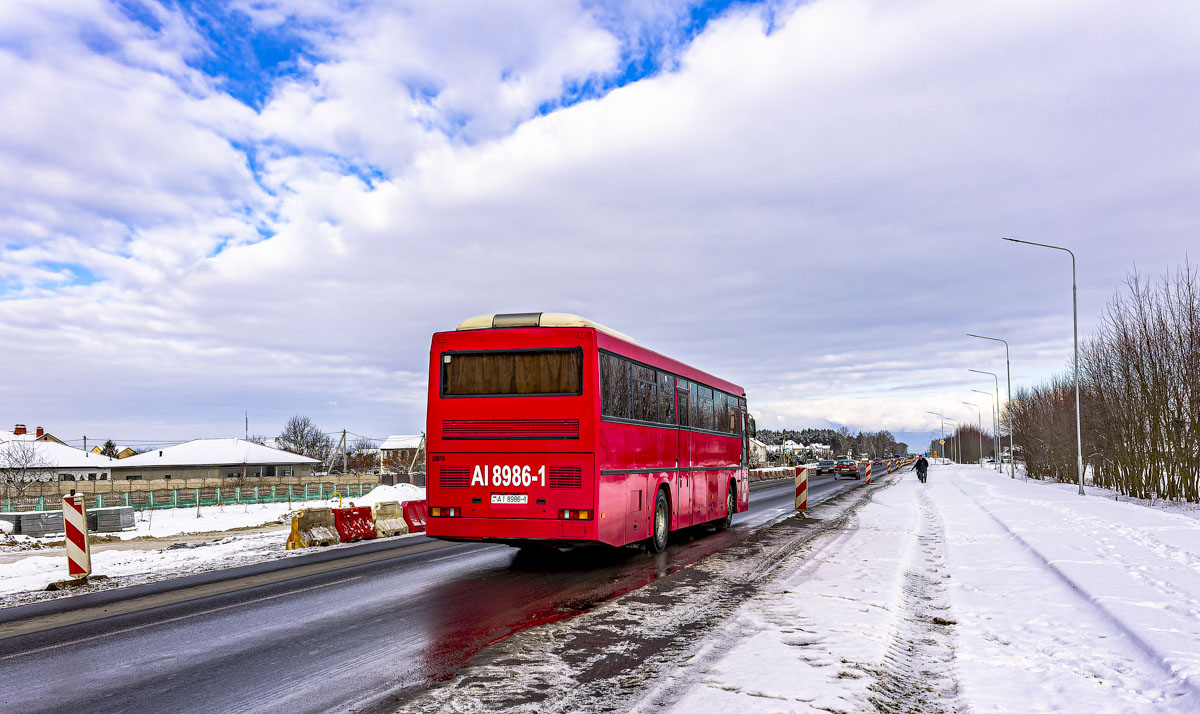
[912, 456, 930, 483]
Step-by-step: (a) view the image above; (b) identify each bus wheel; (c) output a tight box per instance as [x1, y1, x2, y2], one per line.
[648, 489, 669, 553]
[718, 482, 735, 529]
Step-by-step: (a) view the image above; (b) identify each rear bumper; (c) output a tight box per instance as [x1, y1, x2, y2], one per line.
[427, 516, 602, 544]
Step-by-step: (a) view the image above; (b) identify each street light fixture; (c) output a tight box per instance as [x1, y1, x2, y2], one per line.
[972, 389, 999, 470]
[968, 369, 1002, 472]
[967, 336, 1017, 479]
[962, 402, 983, 467]
[1001, 237, 1084, 495]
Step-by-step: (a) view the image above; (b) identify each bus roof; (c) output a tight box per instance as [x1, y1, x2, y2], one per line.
[456, 312, 635, 343]
[447, 313, 743, 396]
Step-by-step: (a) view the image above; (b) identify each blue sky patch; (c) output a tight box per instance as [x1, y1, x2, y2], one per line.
[36, 262, 101, 287]
[147, 0, 329, 109]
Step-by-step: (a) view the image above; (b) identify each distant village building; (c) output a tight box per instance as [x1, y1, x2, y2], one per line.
[111, 438, 319, 481]
[1, 428, 116, 481]
[2, 424, 65, 445]
[748, 437, 768, 466]
[380, 434, 424, 473]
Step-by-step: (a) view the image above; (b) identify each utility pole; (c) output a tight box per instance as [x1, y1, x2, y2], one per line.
[245, 412, 248, 441]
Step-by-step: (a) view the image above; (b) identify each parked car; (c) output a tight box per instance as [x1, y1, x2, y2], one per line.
[834, 459, 859, 478]
[816, 459, 836, 475]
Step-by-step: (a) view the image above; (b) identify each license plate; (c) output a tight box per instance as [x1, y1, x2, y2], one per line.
[491, 493, 528, 505]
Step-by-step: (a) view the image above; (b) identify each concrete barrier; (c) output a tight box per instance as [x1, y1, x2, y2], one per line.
[401, 500, 428, 533]
[87, 506, 135, 532]
[333, 505, 376, 543]
[17, 511, 64, 537]
[285, 507, 339, 550]
[373, 501, 408, 538]
[749, 466, 811, 482]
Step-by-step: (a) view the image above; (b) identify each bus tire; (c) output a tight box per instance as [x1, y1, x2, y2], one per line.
[647, 488, 669, 553]
[718, 481, 735, 529]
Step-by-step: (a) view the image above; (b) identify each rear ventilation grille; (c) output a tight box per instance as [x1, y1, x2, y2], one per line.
[548, 466, 582, 490]
[438, 465, 470, 488]
[442, 419, 579, 440]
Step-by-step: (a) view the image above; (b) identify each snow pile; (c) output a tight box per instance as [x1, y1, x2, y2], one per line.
[652, 464, 1200, 712]
[324, 483, 425, 508]
[0, 519, 12, 535]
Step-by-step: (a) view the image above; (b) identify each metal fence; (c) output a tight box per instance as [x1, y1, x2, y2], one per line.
[3, 481, 380, 513]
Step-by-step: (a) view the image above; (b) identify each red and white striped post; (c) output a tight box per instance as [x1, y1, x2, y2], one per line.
[794, 467, 808, 512]
[63, 491, 91, 580]
[865, 462, 873, 484]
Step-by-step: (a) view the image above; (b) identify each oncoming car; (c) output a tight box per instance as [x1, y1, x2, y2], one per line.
[834, 459, 859, 478]
[815, 459, 836, 475]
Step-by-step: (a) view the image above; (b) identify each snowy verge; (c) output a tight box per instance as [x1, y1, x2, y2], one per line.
[642, 464, 1199, 713]
[0, 484, 426, 607]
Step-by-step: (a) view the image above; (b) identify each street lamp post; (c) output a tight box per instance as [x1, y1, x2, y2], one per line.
[926, 411, 944, 464]
[972, 390, 998, 470]
[1002, 237, 1084, 495]
[967, 335, 1016, 479]
[945, 417, 959, 463]
[962, 402, 983, 466]
[968, 369, 1001, 470]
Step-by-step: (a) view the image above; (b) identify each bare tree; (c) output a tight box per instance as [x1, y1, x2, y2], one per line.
[0, 440, 55, 502]
[347, 437, 379, 473]
[1012, 260, 1199, 502]
[277, 415, 334, 462]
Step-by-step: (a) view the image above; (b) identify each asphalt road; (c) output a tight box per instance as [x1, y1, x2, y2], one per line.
[0, 473, 866, 714]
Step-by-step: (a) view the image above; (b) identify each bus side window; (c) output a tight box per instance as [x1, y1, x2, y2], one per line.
[677, 384, 690, 427]
[658, 372, 675, 425]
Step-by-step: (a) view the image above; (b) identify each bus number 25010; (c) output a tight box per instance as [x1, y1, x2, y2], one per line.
[471, 465, 545, 488]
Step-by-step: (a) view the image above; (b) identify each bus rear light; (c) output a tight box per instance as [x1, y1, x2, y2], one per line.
[559, 509, 592, 520]
[430, 507, 459, 517]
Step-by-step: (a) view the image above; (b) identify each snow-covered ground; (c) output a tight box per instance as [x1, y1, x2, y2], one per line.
[648, 464, 1200, 712]
[0, 484, 425, 605]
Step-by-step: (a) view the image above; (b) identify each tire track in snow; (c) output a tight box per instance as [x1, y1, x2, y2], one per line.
[867, 488, 963, 713]
[951, 478, 1200, 702]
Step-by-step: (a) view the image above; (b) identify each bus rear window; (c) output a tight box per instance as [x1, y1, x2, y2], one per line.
[441, 349, 583, 397]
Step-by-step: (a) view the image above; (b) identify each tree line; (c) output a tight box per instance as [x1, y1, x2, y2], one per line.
[1007, 262, 1199, 503]
[928, 423, 995, 464]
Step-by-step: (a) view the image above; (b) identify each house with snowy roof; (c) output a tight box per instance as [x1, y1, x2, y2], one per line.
[110, 438, 320, 481]
[1, 423, 65, 445]
[0, 429, 117, 481]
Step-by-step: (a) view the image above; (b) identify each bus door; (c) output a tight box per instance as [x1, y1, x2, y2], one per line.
[676, 382, 693, 528]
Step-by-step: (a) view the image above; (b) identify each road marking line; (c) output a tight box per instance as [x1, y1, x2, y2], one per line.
[0, 576, 365, 662]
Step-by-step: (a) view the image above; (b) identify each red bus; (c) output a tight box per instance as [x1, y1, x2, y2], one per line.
[424, 312, 751, 552]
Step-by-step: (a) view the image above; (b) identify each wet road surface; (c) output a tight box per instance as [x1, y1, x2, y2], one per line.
[0, 473, 864, 714]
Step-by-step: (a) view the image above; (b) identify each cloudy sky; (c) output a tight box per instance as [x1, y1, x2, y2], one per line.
[1, 0, 1197, 450]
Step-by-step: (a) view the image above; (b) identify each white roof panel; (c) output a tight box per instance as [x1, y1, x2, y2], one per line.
[380, 434, 423, 450]
[0, 435, 118, 469]
[114, 438, 320, 468]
